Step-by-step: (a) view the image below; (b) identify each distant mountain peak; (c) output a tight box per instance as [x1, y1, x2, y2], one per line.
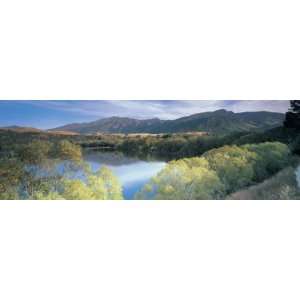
[49, 110, 284, 135]
[215, 109, 228, 112]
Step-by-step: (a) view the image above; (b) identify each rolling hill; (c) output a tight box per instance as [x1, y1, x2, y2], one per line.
[0, 126, 42, 133]
[49, 109, 285, 134]
[0, 126, 79, 136]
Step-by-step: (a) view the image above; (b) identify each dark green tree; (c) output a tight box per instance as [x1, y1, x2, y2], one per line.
[284, 100, 300, 130]
[290, 100, 300, 112]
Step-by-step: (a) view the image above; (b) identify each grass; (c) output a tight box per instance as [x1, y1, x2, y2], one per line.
[228, 166, 300, 200]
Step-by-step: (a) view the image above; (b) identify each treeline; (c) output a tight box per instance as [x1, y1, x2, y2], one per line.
[233, 127, 300, 154]
[118, 128, 300, 160]
[0, 139, 123, 200]
[118, 132, 249, 160]
[1, 126, 299, 163]
[0, 130, 122, 154]
[0, 129, 252, 161]
[136, 142, 294, 200]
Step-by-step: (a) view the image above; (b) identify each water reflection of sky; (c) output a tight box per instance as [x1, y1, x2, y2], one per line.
[83, 152, 166, 199]
[296, 165, 300, 189]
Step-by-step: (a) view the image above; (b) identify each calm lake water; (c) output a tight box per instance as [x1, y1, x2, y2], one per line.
[82, 151, 166, 199]
[296, 165, 300, 188]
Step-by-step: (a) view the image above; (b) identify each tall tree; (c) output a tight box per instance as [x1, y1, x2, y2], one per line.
[284, 100, 300, 130]
[290, 100, 300, 112]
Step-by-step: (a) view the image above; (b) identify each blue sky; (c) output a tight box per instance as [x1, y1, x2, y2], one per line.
[0, 100, 290, 129]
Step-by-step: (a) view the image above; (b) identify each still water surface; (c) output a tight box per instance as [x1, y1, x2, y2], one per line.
[83, 151, 166, 199]
[296, 165, 300, 188]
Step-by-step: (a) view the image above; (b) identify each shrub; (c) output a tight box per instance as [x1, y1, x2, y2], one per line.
[242, 142, 291, 181]
[138, 142, 293, 200]
[19, 140, 52, 164]
[51, 140, 82, 161]
[203, 145, 257, 193]
[136, 158, 224, 200]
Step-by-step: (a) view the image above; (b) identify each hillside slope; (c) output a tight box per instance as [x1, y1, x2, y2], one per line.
[50, 110, 284, 134]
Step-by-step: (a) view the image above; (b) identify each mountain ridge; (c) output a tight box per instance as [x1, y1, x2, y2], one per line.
[49, 110, 285, 134]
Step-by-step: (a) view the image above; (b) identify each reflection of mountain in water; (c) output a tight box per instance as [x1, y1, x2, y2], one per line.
[83, 151, 141, 166]
[81, 150, 166, 199]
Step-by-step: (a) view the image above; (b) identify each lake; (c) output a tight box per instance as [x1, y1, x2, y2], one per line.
[296, 165, 300, 188]
[82, 151, 166, 199]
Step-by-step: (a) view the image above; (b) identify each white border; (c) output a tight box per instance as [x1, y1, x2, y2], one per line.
[0, 0, 299, 100]
[1, 200, 300, 300]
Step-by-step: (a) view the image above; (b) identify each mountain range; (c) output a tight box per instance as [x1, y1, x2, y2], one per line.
[49, 109, 284, 134]
[1, 126, 42, 133]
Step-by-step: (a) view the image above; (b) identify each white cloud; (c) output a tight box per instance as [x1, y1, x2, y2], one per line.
[27, 100, 290, 121]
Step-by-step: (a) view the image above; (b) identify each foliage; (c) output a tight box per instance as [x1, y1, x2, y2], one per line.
[0, 127, 297, 200]
[242, 142, 291, 181]
[290, 135, 300, 155]
[203, 145, 256, 193]
[93, 166, 123, 199]
[284, 100, 300, 130]
[0, 158, 23, 199]
[19, 140, 52, 165]
[137, 142, 293, 199]
[118, 132, 250, 160]
[0, 139, 123, 200]
[136, 157, 224, 199]
[51, 140, 82, 161]
[290, 100, 300, 113]
[33, 166, 123, 200]
[228, 166, 300, 200]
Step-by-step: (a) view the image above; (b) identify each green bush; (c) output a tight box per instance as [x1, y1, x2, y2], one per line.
[242, 142, 291, 181]
[136, 157, 224, 200]
[137, 142, 292, 199]
[0, 139, 122, 200]
[203, 145, 257, 193]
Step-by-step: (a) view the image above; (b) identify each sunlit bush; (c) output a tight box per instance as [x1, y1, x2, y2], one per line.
[203, 145, 257, 193]
[0, 139, 123, 200]
[29, 166, 123, 200]
[136, 158, 224, 200]
[137, 142, 292, 200]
